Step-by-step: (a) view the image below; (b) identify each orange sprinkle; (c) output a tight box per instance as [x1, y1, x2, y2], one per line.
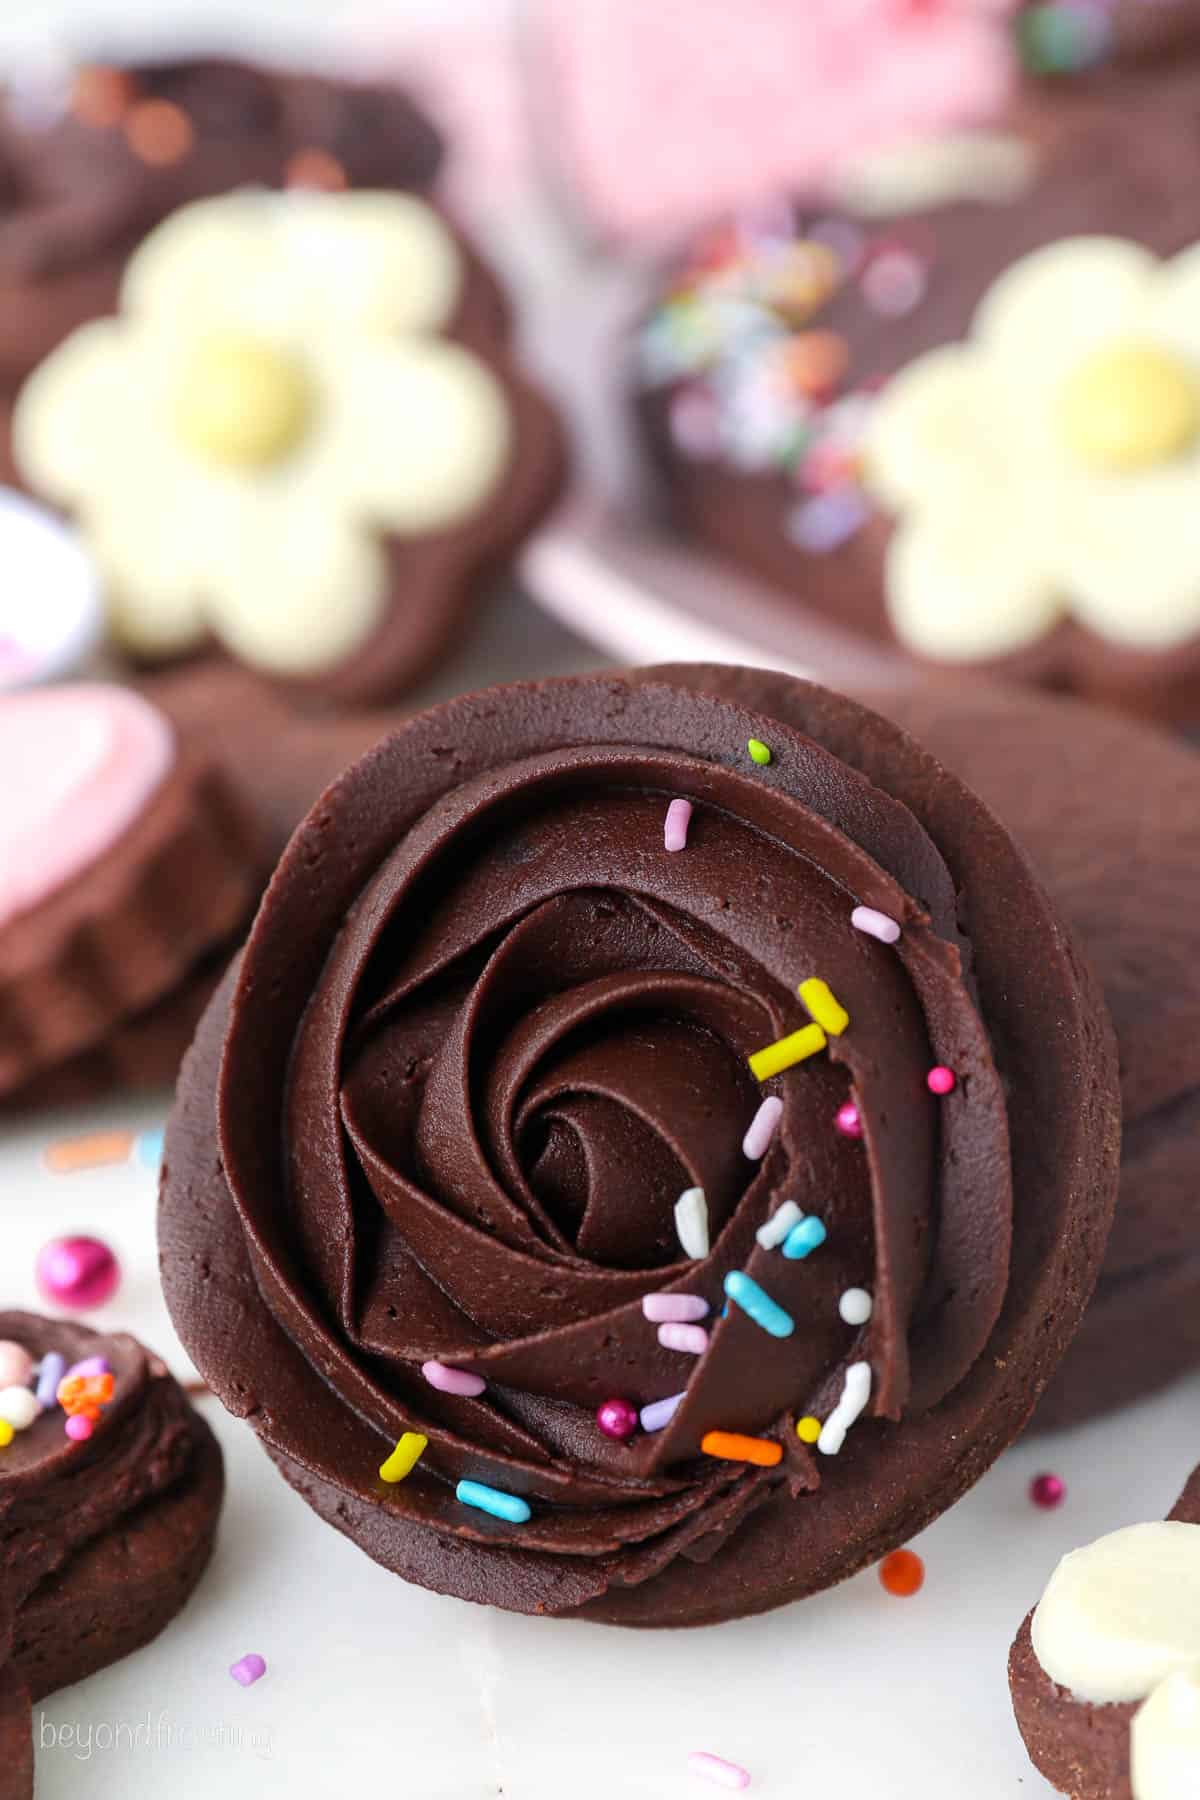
[701, 1431, 783, 1468]
[124, 99, 194, 166]
[285, 148, 349, 192]
[71, 65, 135, 129]
[784, 330, 850, 399]
[57, 1373, 115, 1421]
[879, 1548, 925, 1598]
[44, 1130, 135, 1174]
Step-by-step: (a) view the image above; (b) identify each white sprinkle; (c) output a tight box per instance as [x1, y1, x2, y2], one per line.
[0, 1387, 41, 1430]
[839, 1288, 874, 1327]
[664, 797, 694, 852]
[742, 1095, 783, 1160]
[851, 905, 901, 944]
[818, 1361, 872, 1456]
[755, 1199, 803, 1252]
[675, 1187, 710, 1260]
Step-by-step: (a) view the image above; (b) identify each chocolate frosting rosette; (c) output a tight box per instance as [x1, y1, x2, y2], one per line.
[160, 666, 1119, 1625]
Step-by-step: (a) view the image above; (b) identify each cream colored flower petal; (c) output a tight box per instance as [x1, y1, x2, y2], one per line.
[884, 510, 1064, 662]
[121, 192, 286, 331]
[973, 237, 1158, 388]
[865, 345, 1008, 514]
[1055, 467, 1200, 650]
[1142, 244, 1200, 363]
[276, 191, 463, 336]
[83, 487, 214, 659]
[204, 503, 390, 677]
[329, 339, 512, 534]
[12, 320, 136, 505]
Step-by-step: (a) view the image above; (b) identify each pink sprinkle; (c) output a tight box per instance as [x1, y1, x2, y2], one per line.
[642, 1293, 710, 1324]
[657, 1322, 709, 1355]
[230, 1654, 267, 1688]
[742, 1095, 783, 1161]
[1030, 1472, 1066, 1510]
[422, 1360, 486, 1398]
[64, 1415, 93, 1442]
[927, 1066, 957, 1096]
[851, 905, 901, 945]
[835, 1101, 863, 1139]
[688, 1750, 751, 1790]
[664, 797, 693, 852]
[862, 247, 927, 317]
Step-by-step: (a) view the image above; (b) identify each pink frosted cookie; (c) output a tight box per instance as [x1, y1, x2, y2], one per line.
[535, 0, 1020, 246]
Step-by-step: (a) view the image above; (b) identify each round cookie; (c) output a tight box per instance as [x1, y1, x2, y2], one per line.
[0, 1312, 224, 1800]
[160, 664, 1119, 1626]
[1009, 1461, 1200, 1800]
[633, 84, 1200, 722]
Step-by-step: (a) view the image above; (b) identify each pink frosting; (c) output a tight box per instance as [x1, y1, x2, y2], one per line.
[539, 0, 1021, 245]
[0, 684, 175, 930]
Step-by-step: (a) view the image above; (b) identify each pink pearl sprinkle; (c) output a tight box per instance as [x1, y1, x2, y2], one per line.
[688, 1750, 751, 1790]
[835, 1102, 863, 1139]
[664, 797, 693, 852]
[642, 1293, 710, 1324]
[851, 905, 901, 945]
[64, 1415, 93, 1442]
[927, 1066, 957, 1096]
[230, 1654, 267, 1688]
[596, 1397, 639, 1441]
[1030, 1473, 1066, 1510]
[658, 1322, 709, 1355]
[0, 1342, 33, 1389]
[422, 1360, 486, 1398]
[742, 1095, 783, 1161]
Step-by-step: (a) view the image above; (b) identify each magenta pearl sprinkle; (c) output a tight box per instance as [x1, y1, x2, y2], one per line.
[1030, 1472, 1066, 1510]
[835, 1102, 862, 1139]
[35, 1236, 120, 1311]
[64, 1414, 93, 1442]
[230, 1654, 267, 1688]
[596, 1397, 639, 1441]
[927, 1066, 957, 1096]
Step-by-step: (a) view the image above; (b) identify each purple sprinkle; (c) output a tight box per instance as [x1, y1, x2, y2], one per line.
[861, 248, 927, 318]
[230, 1654, 266, 1688]
[851, 905, 901, 945]
[786, 490, 870, 554]
[63, 1356, 110, 1383]
[36, 1352, 66, 1410]
[810, 217, 866, 273]
[640, 1392, 686, 1433]
[642, 1294, 710, 1324]
[664, 797, 693, 852]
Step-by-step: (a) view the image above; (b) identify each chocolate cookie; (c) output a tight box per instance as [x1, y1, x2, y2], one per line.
[0, 1313, 223, 1800]
[633, 82, 1200, 722]
[1009, 1460, 1200, 1800]
[0, 56, 442, 397]
[160, 664, 1118, 1626]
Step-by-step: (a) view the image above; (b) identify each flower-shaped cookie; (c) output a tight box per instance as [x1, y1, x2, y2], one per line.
[865, 236, 1200, 662]
[12, 188, 546, 698]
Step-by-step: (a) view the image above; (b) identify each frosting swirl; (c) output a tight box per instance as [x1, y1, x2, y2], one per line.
[162, 667, 1118, 1624]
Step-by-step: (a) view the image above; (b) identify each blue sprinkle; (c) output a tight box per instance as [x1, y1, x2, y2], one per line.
[724, 1271, 794, 1339]
[456, 1480, 531, 1525]
[135, 1128, 165, 1170]
[35, 1352, 66, 1411]
[783, 1218, 828, 1260]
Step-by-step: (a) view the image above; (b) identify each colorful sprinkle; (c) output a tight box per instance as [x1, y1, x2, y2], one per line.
[596, 1397, 640, 1441]
[862, 247, 928, 318]
[71, 65, 134, 128]
[927, 1065, 957, 1095]
[35, 1236, 120, 1310]
[796, 1416, 822, 1445]
[640, 1392, 685, 1433]
[723, 1271, 794, 1339]
[1031, 1472, 1067, 1510]
[835, 1101, 863, 1139]
[818, 1361, 872, 1455]
[1017, 2, 1111, 76]
[57, 1372, 114, 1425]
[0, 1421, 12, 1448]
[456, 1480, 531, 1525]
[746, 738, 772, 766]
[701, 1431, 782, 1468]
[421, 1361, 486, 1399]
[799, 977, 850, 1036]
[839, 1288, 874, 1327]
[64, 1415, 93, 1442]
[674, 1186, 710, 1259]
[43, 1130, 134, 1173]
[230, 1654, 267, 1688]
[688, 1750, 751, 1790]
[642, 1294, 710, 1323]
[748, 1023, 826, 1081]
[379, 1432, 427, 1484]
[755, 1199, 803, 1252]
[35, 1352, 65, 1411]
[664, 797, 694, 851]
[879, 1548, 925, 1598]
[657, 1322, 710, 1355]
[782, 1217, 827, 1260]
[124, 98, 194, 166]
[285, 147, 349, 191]
[851, 905, 901, 945]
[786, 489, 870, 553]
[742, 1095, 783, 1160]
[0, 1342, 33, 1389]
[0, 1388, 40, 1430]
[63, 1356, 110, 1382]
[136, 1127, 165, 1169]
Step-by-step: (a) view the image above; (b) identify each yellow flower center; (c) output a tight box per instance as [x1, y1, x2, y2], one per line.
[174, 335, 315, 468]
[1060, 341, 1200, 473]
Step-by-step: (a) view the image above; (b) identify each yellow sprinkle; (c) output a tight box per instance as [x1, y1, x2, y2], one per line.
[379, 1432, 427, 1484]
[799, 977, 850, 1037]
[796, 1416, 822, 1445]
[0, 1420, 13, 1448]
[748, 1023, 827, 1082]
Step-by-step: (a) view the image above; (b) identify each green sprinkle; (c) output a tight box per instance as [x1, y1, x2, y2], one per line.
[747, 738, 772, 766]
[1016, 4, 1104, 76]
